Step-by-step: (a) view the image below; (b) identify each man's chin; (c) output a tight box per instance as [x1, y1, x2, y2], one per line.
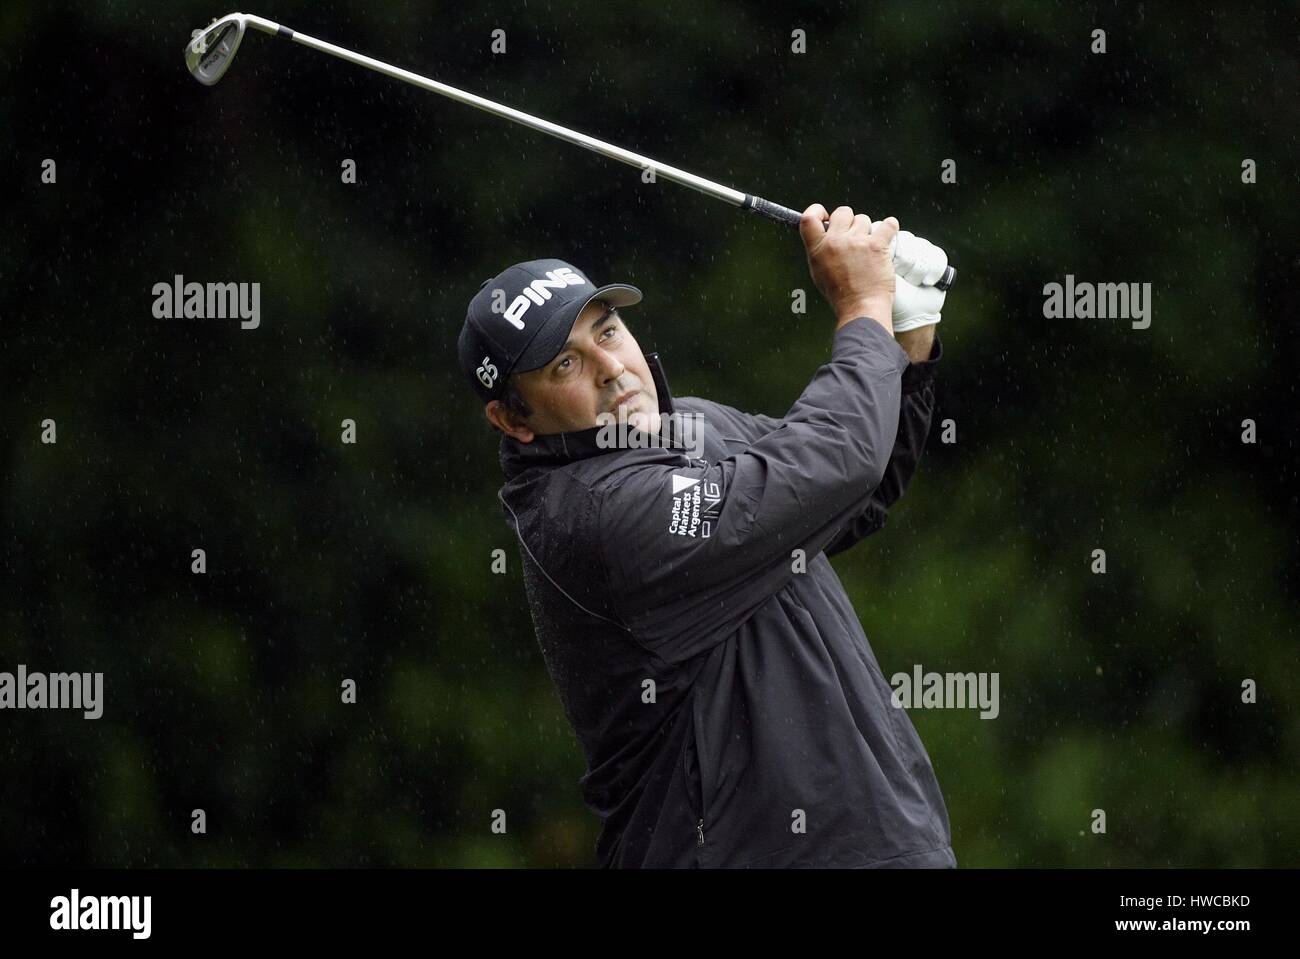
[628, 409, 661, 435]
[595, 406, 661, 437]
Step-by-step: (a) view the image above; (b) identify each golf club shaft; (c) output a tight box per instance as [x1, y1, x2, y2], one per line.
[240, 15, 955, 291]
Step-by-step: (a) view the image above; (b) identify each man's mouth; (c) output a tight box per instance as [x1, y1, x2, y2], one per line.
[610, 390, 640, 413]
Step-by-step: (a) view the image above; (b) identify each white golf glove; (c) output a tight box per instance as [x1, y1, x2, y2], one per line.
[888, 228, 950, 288]
[892, 275, 946, 332]
[879, 223, 947, 332]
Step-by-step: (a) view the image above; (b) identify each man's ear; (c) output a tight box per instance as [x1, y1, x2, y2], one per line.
[485, 399, 535, 444]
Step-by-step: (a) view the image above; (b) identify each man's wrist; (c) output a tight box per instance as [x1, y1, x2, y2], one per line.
[894, 325, 936, 363]
[899, 329, 943, 393]
[835, 298, 894, 333]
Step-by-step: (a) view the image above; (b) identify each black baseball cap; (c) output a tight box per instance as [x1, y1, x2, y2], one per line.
[457, 258, 643, 403]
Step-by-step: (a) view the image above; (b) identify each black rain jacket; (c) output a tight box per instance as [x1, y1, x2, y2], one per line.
[498, 316, 955, 868]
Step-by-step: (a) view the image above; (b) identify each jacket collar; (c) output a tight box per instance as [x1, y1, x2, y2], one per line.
[500, 351, 679, 481]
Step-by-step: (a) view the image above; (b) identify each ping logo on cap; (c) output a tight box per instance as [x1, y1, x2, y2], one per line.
[500, 267, 586, 330]
[476, 355, 499, 389]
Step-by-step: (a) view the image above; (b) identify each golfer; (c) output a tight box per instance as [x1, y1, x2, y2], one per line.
[457, 204, 954, 867]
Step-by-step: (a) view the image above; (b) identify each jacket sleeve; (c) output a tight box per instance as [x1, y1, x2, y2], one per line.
[700, 335, 943, 560]
[822, 332, 942, 557]
[598, 317, 911, 666]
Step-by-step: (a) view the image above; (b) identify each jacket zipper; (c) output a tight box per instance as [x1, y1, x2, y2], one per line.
[697, 818, 705, 847]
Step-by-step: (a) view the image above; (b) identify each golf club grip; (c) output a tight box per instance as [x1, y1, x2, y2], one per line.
[742, 194, 956, 291]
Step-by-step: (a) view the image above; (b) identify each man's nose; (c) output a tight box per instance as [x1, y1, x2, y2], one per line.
[595, 350, 626, 381]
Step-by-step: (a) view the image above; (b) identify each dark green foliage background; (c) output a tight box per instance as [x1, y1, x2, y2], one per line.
[2, 0, 1296, 866]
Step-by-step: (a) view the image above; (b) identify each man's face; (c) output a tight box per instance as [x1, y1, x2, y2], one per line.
[486, 299, 660, 442]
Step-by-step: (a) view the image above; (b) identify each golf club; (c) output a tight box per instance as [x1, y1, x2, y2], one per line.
[185, 12, 955, 290]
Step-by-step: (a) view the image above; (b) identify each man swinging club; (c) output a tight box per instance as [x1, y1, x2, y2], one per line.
[457, 203, 955, 867]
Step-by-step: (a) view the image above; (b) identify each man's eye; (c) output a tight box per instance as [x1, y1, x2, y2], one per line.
[555, 356, 574, 372]
[601, 324, 619, 339]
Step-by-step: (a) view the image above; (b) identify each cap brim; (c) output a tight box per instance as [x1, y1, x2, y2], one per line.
[511, 283, 643, 374]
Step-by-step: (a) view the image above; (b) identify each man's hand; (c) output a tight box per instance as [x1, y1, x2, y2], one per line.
[890, 229, 951, 289]
[884, 221, 946, 362]
[799, 204, 899, 333]
[892, 274, 946, 333]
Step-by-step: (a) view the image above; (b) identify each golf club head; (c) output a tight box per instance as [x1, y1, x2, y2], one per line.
[185, 14, 246, 86]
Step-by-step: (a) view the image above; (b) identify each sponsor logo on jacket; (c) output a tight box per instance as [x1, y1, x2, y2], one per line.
[668, 473, 721, 537]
